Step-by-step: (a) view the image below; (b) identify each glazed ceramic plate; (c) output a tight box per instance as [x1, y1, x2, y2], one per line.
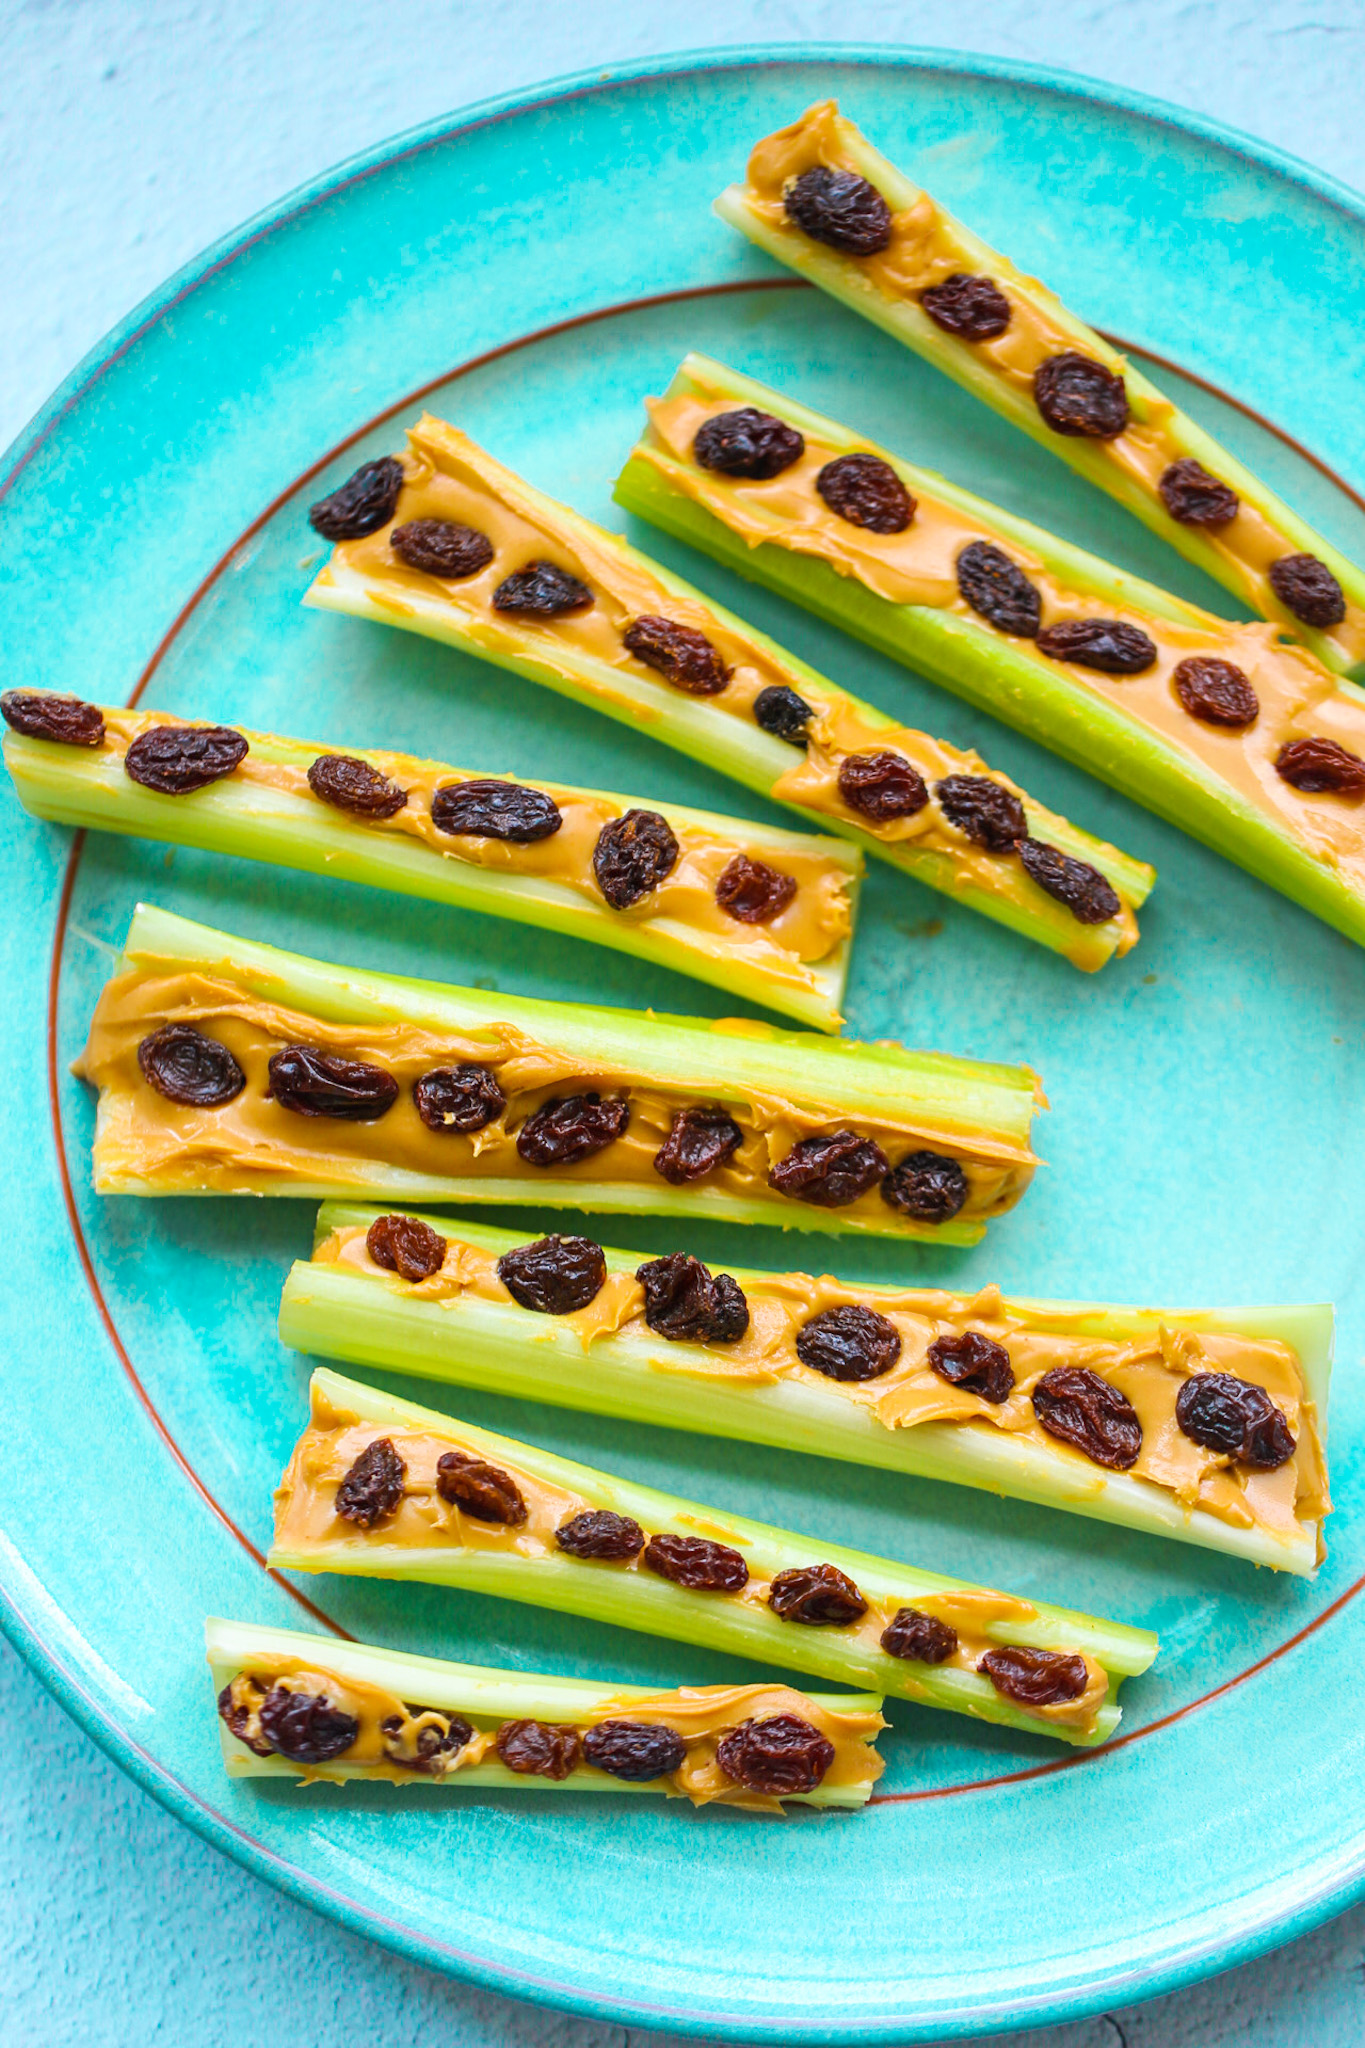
[4, 46, 1365, 2043]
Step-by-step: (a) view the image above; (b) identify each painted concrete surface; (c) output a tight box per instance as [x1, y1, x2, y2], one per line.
[4, 3, 1365, 2041]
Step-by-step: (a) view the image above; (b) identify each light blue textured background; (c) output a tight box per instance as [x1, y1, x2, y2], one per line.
[4, 4, 1365, 2043]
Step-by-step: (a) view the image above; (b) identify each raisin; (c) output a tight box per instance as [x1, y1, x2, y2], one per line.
[335, 1436, 407, 1527]
[979, 1645, 1089, 1708]
[435, 1449, 528, 1524]
[217, 1680, 274, 1757]
[716, 1714, 835, 1795]
[366, 1213, 447, 1282]
[124, 724, 248, 794]
[1275, 736, 1365, 794]
[267, 1046, 398, 1120]
[935, 773, 1027, 851]
[644, 1533, 749, 1592]
[1033, 353, 1129, 439]
[694, 407, 806, 480]
[880, 1608, 958, 1665]
[636, 1252, 749, 1344]
[431, 777, 562, 841]
[1269, 553, 1347, 629]
[1158, 458, 1240, 529]
[784, 165, 893, 256]
[592, 808, 680, 908]
[495, 1719, 580, 1779]
[497, 1234, 607, 1314]
[1175, 1373, 1296, 1470]
[1032, 1365, 1142, 1470]
[492, 561, 593, 616]
[927, 1330, 1015, 1405]
[769, 1131, 888, 1208]
[622, 615, 730, 696]
[257, 1685, 359, 1763]
[137, 1023, 245, 1107]
[837, 751, 929, 821]
[795, 1305, 902, 1382]
[768, 1563, 867, 1626]
[653, 1106, 743, 1185]
[1172, 656, 1259, 729]
[517, 1092, 629, 1166]
[1035, 619, 1157, 674]
[307, 753, 408, 818]
[308, 457, 404, 541]
[955, 541, 1041, 637]
[555, 1509, 645, 1560]
[715, 853, 798, 924]
[920, 273, 1012, 341]
[816, 453, 914, 534]
[1, 690, 105, 746]
[1018, 838, 1122, 923]
[752, 683, 814, 745]
[881, 1151, 969, 1225]
[390, 519, 494, 579]
[382, 1708, 474, 1771]
[583, 1719, 686, 1781]
[413, 1063, 505, 1134]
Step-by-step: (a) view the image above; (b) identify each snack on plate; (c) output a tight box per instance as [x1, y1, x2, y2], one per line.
[617, 357, 1365, 950]
[715, 101, 1365, 676]
[302, 412, 1153, 971]
[270, 1368, 1158, 1747]
[74, 904, 1042, 1243]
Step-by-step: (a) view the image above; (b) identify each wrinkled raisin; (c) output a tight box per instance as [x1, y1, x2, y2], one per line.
[1269, 553, 1346, 629]
[1033, 353, 1129, 439]
[435, 1449, 528, 1524]
[124, 724, 248, 794]
[653, 1106, 743, 1185]
[622, 615, 730, 696]
[555, 1509, 645, 1560]
[257, 1685, 359, 1763]
[516, 1093, 630, 1166]
[431, 777, 562, 841]
[335, 1436, 407, 1527]
[636, 1252, 749, 1344]
[1, 690, 105, 746]
[492, 561, 593, 615]
[1018, 837, 1122, 924]
[752, 683, 814, 744]
[1275, 736, 1365, 794]
[920, 273, 1012, 341]
[837, 751, 928, 821]
[880, 1608, 958, 1664]
[217, 1680, 274, 1757]
[1158, 458, 1240, 529]
[583, 1719, 686, 1781]
[979, 1645, 1088, 1708]
[307, 753, 408, 818]
[495, 1719, 580, 1779]
[267, 1046, 398, 1120]
[795, 1304, 902, 1382]
[390, 519, 494, 579]
[413, 1063, 505, 1134]
[1035, 619, 1157, 674]
[593, 808, 680, 908]
[1175, 1372, 1296, 1469]
[644, 1532, 749, 1592]
[1172, 656, 1259, 729]
[382, 1708, 473, 1771]
[768, 1563, 867, 1626]
[927, 1329, 1015, 1404]
[366, 1213, 447, 1282]
[881, 1151, 969, 1224]
[1033, 1365, 1142, 1470]
[784, 165, 893, 255]
[309, 457, 404, 542]
[693, 407, 806, 480]
[935, 773, 1027, 851]
[955, 541, 1041, 637]
[137, 1023, 245, 1107]
[716, 1714, 834, 1794]
[816, 454, 914, 533]
[769, 1131, 888, 1208]
[715, 853, 798, 924]
[497, 1234, 607, 1314]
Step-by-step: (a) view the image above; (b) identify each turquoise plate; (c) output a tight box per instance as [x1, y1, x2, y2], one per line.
[4, 45, 1365, 2042]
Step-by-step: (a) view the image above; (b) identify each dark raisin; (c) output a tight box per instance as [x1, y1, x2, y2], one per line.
[435, 1449, 528, 1524]
[837, 751, 929, 821]
[622, 615, 730, 696]
[694, 407, 806, 480]
[636, 1252, 750, 1344]
[1269, 553, 1347, 629]
[257, 1686, 359, 1763]
[935, 773, 1027, 851]
[497, 1234, 607, 1314]
[1018, 838, 1122, 923]
[592, 808, 680, 908]
[382, 1708, 474, 1771]
[307, 754, 407, 818]
[137, 1023, 245, 1107]
[516, 1093, 630, 1167]
[769, 1131, 888, 1208]
[881, 1151, 968, 1224]
[1032, 1365, 1142, 1470]
[784, 165, 893, 256]
[583, 1719, 686, 1782]
[217, 1681, 274, 1757]
[267, 1046, 398, 1120]
[816, 453, 914, 534]
[752, 683, 814, 744]
[431, 777, 562, 841]
[920, 272, 1012, 341]
[335, 1436, 407, 1527]
[1, 690, 105, 746]
[979, 1645, 1089, 1708]
[653, 1106, 743, 1185]
[927, 1329, 1015, 1405]
[1275, 736, 1365, 794]
[1158, 458, 1240, 529]
[1175, 1373, 1296, 1469]
[366, 1213, 447, 1282]
[1172, 657, 1259, 729]
[308, 457, 405, 541]
[390, 519, 494, 579]
[715, 853, 798, 924]
[795, 1305, 902, 1382]
[491, 561, 593, 616]
[124, 724, 248, 794]
[1035, 619, 1157, 674]
[555, 1509, 645, 1560]
[955, 540, 1041, 637]
[644, 1533, 749, 1592]
[880, 1608, 958, 1664]
[1033, 353, 1130, 439]
[716, 1714, 835, 1795]
[495, 1719, 581, 1779]
[769, 1563, 867, 1627]
[413, 1063, 505, 1134]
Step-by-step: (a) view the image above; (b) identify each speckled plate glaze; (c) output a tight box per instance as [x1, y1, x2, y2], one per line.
[4, 46, 1365, 2044]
